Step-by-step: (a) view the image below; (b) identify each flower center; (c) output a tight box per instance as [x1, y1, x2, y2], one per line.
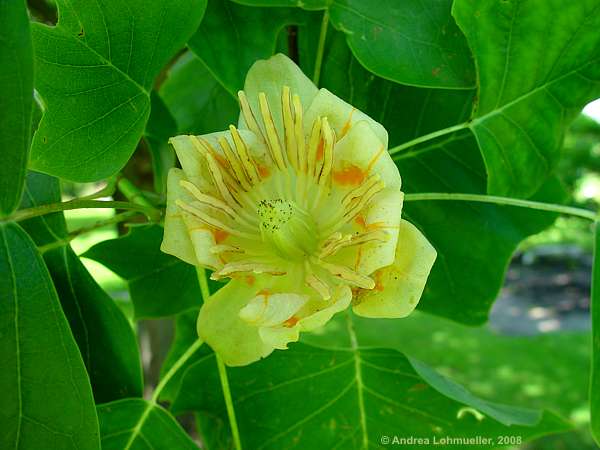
[257, 198, 318, 261]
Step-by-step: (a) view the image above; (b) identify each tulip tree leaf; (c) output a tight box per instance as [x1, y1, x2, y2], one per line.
[144, 92, 177, 194]
[83, 225, 202, 319]
[159, 52, 239, 135]
[0, 222, 100, 450]
[321, 32, 564, 324]
[170, 340, 568, 449]
[188, 0, 309, 95]
[29, 0, 207, 182]
[453, 0, 600, 197]
[19, 172, 144, 403]
[0, 0, 33, 217]
[232, 0, 475, 88]
[97, 399, 198, 450]
[591, 222, 600, 446]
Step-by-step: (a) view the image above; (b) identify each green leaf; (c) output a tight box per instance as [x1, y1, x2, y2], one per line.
[0, 222, 100, 450]
[171, 341, 568, 449]
[97, 398, 198, 449]
[188, 0, 307, 95]
[29, 0, 207, 182]
[20, 172, 144, 403]
[321, 32, 565, 324]
[0, 0, 33, 217]
[144, 92, 177, 194]
[159, 52, 239, 134]
[83, 225, 202, 319]
[591, 221, 600, 446]
[233, 0, 475, 88]
[453, 0, 600, 197]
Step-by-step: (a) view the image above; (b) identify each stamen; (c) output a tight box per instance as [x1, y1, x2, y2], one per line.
[281, 86, 297, 169]
[180, 180, 238, 218]
[318, 117, 335, 186]
[320, 230, 388, 259]
[307, 118, 322, 178]
[205, 152, 241, 209]
[211, 261, 285, 280]
[343, 180, 385, 222]
[229, 125, 261, 184]
[217, 135, 252, 191]
[304, 262, 331, 300]
[176, 200, 253, 239]
[258, 93, 286, 170]
[342, 174, 381, 208]
[293, 95, 307, 173]
[238, 90, 265, 142]
[210, 244, 244, 254]
[318, 261, 375, 289]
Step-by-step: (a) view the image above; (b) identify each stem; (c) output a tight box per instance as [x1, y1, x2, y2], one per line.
[404, 192, 598, 221]
[312, 9, 330, 86]
[10, 199, 161, 223]
[196, 268, 243, 450]
[117, 177, 154, 208]
[38, 211, 144, 254]
[124, 338, 204, 450]
[388, 122, 470, 156]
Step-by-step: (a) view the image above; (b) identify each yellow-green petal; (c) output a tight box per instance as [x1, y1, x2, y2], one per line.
[197, 279, 274, 366]
[240, 53, 318, 137]
[161, 168, 200, 266]
[239, 292, 309, 327]
[298, 284, 352, 330]
[304, 88, 388, 148]
[352, 220, 436, 318]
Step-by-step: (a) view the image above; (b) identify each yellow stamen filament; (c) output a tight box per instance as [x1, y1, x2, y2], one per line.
[217, 136, 252, 191]
[281, 86, 297, 169]
[210, 244, 244, 254]
[205, 152, 242, 209]
[343, 180, 385, 222]
[293, 95, 306, 172]
[212, 261, 285, 280]
[259, 93, 286, 170]
[306, 118, 322, 177]
[318, 118, 335, 186]
[229, 125, 261, 184]
[318, 261, 375, 289]
[238, 90, 265, 142]
[176, 200, 252, 239]
[304, 263, 331, 300]
[342, 174, 381, 208]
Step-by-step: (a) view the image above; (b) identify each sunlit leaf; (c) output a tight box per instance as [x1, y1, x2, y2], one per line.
[30, 0, 207, 182]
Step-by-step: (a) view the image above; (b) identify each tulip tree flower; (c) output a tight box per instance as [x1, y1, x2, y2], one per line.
[161, 54, 437, 366]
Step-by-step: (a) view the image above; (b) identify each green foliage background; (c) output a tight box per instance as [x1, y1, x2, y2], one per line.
[1, 0, 600, 448]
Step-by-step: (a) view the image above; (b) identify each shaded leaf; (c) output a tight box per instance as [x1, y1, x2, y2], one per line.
[83, 225, 202, 319]
[454, 0, 600, 197]
[144, 92, 177, 194]
[97, 398, 198, 449]
[159, 52, 238, 135]
[20, 172, 143, 402]
[30, 0, 207, 182]
[591, 221, 600, 446]
[234, 0, 475, 88]
[188, 0, 307, 95]
[0, 222, 100, 449]
[0, 0, 34, 216]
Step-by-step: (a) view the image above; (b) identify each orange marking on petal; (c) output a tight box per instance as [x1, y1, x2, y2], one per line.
[211, 150, 230, 169]
[373, 270, 385, 292]
[257, 164, 270, 178]
[213, 229, 229, 244]
[245, 275, 256, 286]
[339, 108, 356, 139]
[332, 164, 366, 186]
[355, 215, 367, 230]
[283, 316, 299, 328]
[365, 145, 385, 174]
[257, 289, 271, 297]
